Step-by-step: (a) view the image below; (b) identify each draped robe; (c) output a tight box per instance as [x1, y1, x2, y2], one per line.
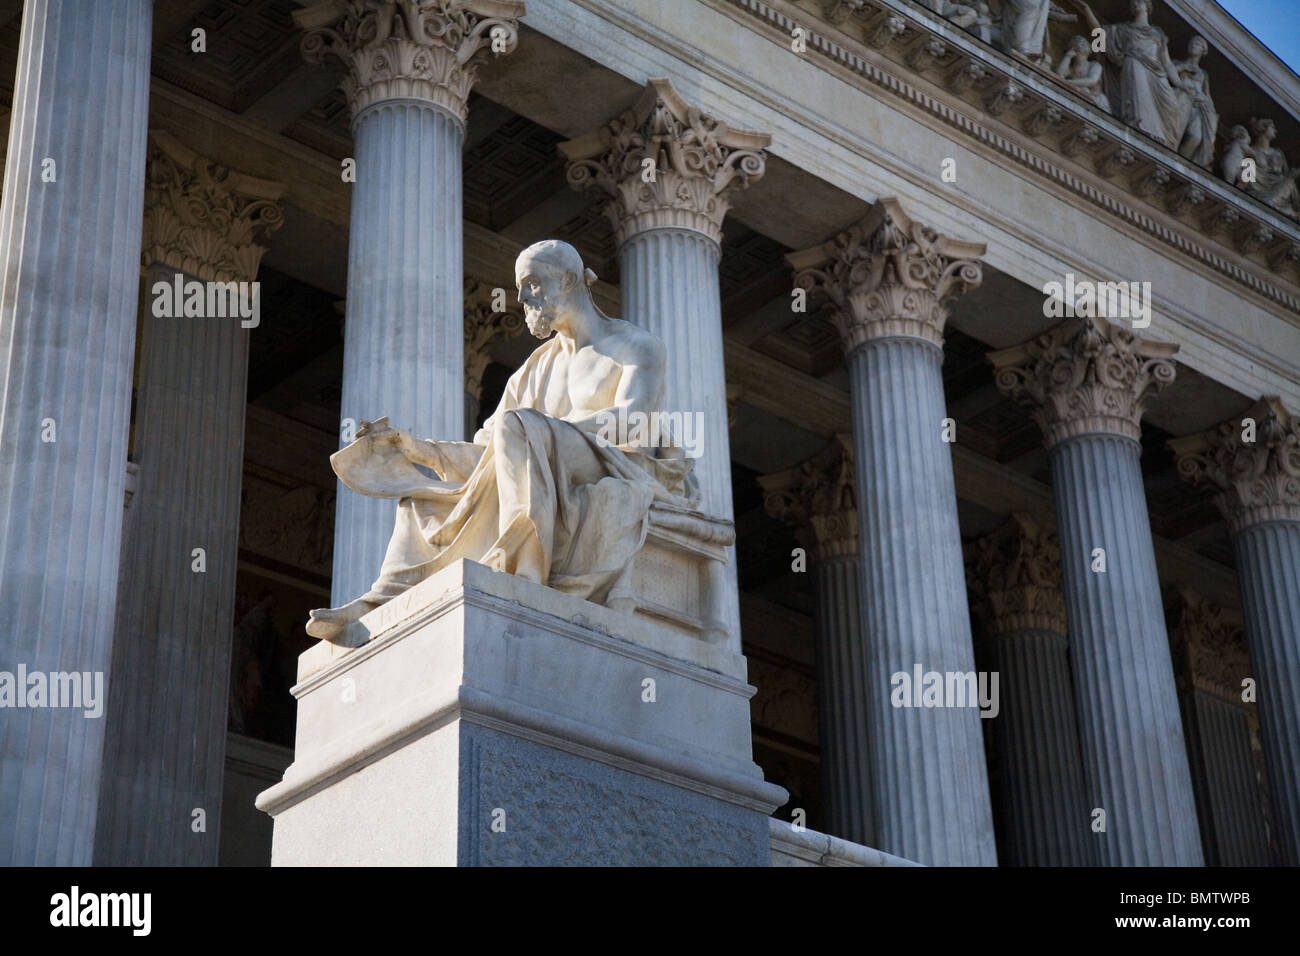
[1102, 22, 1182, 148]
[331, 326, 699, 606]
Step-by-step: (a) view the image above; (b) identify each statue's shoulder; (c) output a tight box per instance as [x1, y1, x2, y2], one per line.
[604, 318, 666, 367]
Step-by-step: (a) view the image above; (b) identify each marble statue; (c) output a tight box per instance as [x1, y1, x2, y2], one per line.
[306, 239, 700, 640]
[1055, 34, 1110, 110]
[999, 0, 1077, 65]
[1221, 124, 1254, 188]
[923, 0, 984, 33]
[1069, 0, 1191, 149]
[1172, 35, 1218, 168]
[1245, 117, 1300, 219]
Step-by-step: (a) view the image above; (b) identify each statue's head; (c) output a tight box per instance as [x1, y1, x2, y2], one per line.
[1130, 0, 1152, 18]
[1067, 35, 1090, 55]
[1250, 117, 1277, 142]
[515, 239, 597, 339]
[1187, 34, 1207, 57]
[1229, 124, 1249, 143]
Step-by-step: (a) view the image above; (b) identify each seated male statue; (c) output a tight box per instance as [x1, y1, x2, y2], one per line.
[306, 239, 699, 640]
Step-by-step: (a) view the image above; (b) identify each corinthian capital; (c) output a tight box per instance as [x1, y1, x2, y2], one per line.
[966, 513, 1066, 636]
[463, 277, 524, 399]
[786, 198, 984, 352]
[294, 0, 524, 123]
[758, 435, 858, 560]
[988, 315, 1178, 447]
[1169, 397, 1300, 533]
[142, 131, 285, 284]
[559, 78, 770, 247]
[1168, 590, 1251, 704]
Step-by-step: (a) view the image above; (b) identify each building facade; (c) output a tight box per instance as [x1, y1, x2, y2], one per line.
[0, 0, 1297, 866]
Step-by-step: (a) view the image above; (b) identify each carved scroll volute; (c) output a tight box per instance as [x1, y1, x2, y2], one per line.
[559, 78, 770, 247]
[788, 197, 984, 353]
[295, 0, 525, 124]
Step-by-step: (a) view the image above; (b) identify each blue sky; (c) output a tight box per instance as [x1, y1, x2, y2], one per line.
[1215, 0, 1300, 75]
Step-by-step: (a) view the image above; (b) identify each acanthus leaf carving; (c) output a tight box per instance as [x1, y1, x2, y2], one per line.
[1169, 396, 1300, 533]
[142, 131, 285, 284]
[759, 434, 858, 560]
[1168, 589, 1251, 704]
[294, 0, 524, 123]
[989, 315, 1178, 446]
[463, 277, 525, 399]
[787, 197, 984, 352]
[966, 512, 1066, 637]
[559, 78, 770, 247]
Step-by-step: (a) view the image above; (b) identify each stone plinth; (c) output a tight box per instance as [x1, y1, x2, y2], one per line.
[257, 560, 785, 865]
[768, 819, 921, 867]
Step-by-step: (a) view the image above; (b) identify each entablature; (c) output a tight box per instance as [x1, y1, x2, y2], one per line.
[729, 0, 1300, 309]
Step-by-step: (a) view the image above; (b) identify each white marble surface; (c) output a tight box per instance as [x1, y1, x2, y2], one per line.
[259, 559, 786, 865]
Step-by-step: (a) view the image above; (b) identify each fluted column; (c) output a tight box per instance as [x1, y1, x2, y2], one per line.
[93, 134, 285, 865]
[990, 316, 1202, 865]
[560, 79, 770, 652]
[789, 199, 996, 866]
[967, 514, 1092, 866]
[1166, 590, 1271, 865]
[761, 435, 874, 846]
[1171, 397, 1300, 863]
[464, 278, 524, 440]
[295, 0, 523, 603]
[0, 0, 153, 866]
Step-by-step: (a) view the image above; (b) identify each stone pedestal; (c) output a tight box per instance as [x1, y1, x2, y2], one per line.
[257, 560, 786, 865]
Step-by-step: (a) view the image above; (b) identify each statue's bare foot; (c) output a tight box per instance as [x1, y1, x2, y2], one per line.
[306, 596, 380, 641]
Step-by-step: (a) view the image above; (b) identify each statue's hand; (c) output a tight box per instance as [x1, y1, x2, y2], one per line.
[355, 416, 390, 439]
[380, 427, 421, 457]
[357, 417, 422, 458]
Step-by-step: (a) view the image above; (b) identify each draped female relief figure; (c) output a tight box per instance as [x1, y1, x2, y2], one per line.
[306, 239, 699, 641]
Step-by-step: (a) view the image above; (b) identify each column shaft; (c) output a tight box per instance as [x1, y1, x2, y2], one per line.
[94, 268, 250, 865]
[994, 628, 1093, 865]
[1180, 690, 1272, 865]
[1051, 434, 1202, 864]
[562, 79, 770, 651]
[814, 554, 874, 846]
[1233, 521, 1300, 862]
[332, 103, 465, 603]
[0, 0, 153, 866]
[851, 337, 997, 866]
[619, 229, 742, 648]
[620, 228, 730, 521]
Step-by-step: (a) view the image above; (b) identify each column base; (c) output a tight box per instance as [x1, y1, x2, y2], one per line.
[256, 560, 785, 865]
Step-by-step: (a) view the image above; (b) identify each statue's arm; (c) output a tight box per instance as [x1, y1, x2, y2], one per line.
[1063, 0, 1100, 35]
[1158, 38, 1187, 88]
[1048, 3, 1077, 23]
